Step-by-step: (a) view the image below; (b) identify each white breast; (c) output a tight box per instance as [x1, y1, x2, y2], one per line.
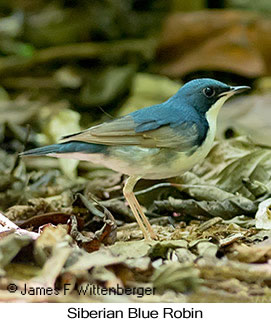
[144, 95, 230, 179]
[138, 95, 229, 179]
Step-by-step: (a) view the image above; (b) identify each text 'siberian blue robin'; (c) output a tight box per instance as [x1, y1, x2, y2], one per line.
[21, 78, 250, 240]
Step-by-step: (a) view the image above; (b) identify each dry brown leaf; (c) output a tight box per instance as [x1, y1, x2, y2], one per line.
[228, 243, 271, 263]
[218, 93, 271, 147]
[157, 10, 271, 78]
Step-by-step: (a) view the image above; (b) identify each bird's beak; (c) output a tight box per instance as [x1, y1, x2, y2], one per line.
[218, 85, 251, 98]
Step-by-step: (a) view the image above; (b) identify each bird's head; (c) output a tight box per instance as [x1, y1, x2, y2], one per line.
[173, 78, 250, 117]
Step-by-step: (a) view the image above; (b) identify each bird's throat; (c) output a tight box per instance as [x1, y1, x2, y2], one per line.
[205, 95, 229, 144]
[206, 95, 229, 122]
[207, 96, 229, 133]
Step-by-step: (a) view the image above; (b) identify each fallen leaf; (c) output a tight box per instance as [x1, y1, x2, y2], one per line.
[108, 240, 153, 258]
[228, 243, 271, 263]
[152, 262, 201, 293]
[39, 106, 81, 179]
[147, 240, 188, 260]
[80, 65, 135, 108]
[0, 233, 33, 268]
[17, 212, 84, 231]
[65, 249, 125, 274]
[218, 94, 271, 147]
[34, 224, 72, 266]
[0, 211, 39, 240]
[118, 73, 181, 116]
[255, 198, 271, 229]
[157, 10, 271, 78]
[155, 195, 256, 219]
[69, 210, 116, 253]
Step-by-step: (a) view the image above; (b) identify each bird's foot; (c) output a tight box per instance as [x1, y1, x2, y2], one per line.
[143, 230, 159, 241]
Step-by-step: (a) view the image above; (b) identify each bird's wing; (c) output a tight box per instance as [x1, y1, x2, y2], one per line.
[60, 114, 201, 150]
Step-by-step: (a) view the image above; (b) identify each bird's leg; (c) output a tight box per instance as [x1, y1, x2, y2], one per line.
[123, 176, 157, 240]
[129, 194, 157, 240]
[123, 176, 149, 240]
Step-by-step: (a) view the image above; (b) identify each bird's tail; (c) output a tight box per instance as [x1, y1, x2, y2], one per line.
[20, 141, 107, 157]
[20, 144, 62, 156]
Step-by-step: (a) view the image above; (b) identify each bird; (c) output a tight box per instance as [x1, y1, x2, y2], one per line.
[20, 78, 250, 240]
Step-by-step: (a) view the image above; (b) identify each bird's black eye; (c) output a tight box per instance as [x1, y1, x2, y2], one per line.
[203, 87, 215, 98]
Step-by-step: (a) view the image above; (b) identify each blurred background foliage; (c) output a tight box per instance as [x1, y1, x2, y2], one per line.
[0, 0, 271, 194]
[0, 0, 270, 153]
[1, 0, 271, 303]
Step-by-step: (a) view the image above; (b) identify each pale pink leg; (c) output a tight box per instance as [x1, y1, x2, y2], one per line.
[123, 176, 157, 240]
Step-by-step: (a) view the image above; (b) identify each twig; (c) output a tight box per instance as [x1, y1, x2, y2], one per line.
[0, 38, 157, 75]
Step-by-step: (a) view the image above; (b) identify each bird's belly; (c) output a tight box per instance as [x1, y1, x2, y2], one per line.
[143, 136, 214, 179]
[53, 129, 215, 179]
[96, 131, 214, 179]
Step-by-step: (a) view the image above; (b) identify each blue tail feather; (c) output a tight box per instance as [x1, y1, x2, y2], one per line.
[20, 141, 108, 156]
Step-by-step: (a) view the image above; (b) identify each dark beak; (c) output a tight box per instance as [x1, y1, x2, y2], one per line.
[230, 85, 251, 94]
[219, 85, 250, 97]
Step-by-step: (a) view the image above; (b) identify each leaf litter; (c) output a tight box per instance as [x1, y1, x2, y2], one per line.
[0, 69, 269, 304]
[0, 2, 271, 302]
[1, 124, 271, 302]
